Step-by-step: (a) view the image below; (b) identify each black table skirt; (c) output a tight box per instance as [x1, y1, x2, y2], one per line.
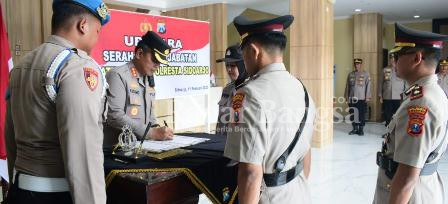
[104, 133, 238, 204]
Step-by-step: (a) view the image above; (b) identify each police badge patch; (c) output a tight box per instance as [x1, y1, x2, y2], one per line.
[407, 105, 428, 137]
[84, 67, 98, 91]
[232, 93, 245, 123]
[96, 3, 109, 20]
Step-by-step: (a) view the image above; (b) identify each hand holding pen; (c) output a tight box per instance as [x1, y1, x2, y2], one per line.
[147, 120, 174, 141]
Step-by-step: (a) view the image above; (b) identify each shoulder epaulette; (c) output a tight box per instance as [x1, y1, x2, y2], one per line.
[236, 75, 259, 89]
[410, 85, 423, 100]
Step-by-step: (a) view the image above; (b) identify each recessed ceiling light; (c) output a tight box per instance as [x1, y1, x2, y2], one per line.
[414, 15, 420, 19]
[354, 9, 362, 12]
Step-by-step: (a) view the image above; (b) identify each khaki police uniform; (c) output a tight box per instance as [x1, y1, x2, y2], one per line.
[437, 73, 448, 97]
[104, 62, 157, 148]
[215, 44, 247, 136]
[344, 70, 372, 132]
[224, 63, 316, 204]
[5, 35, 107, 203]
[216, 82, 236, 135]
[379, 67, 406, 126]
[373, 75, 448, 204]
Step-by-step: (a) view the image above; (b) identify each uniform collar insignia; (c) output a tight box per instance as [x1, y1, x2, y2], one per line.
[404, 84, 418, 96]
[410, 85, 424, 100]
[236, 77, 254, 89]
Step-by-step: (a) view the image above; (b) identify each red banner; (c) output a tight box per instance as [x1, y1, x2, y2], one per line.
[92, 10, 210, 66]
[0, 3, 12, 160]
[92, 10, 211, 99]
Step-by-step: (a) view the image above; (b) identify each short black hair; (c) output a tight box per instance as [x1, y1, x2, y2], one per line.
[51, 3, 94, 33]
[421, 48, 442, 67]
[241, 32, 287, 55]
[407, 47, 442, 68]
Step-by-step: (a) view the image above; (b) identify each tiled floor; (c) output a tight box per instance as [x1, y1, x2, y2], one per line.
[199, 122, 448, 204]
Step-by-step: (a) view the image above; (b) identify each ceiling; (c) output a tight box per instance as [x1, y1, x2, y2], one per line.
[106, 0, 448, 22]
[334, 0, 448, 22]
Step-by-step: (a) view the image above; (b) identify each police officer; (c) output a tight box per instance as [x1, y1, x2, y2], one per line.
[4, 0, 110, 203]
[437, 59, 448, 96]
[215, 45, 247, 135]
[379, 53, 406, 127]
[344, 58, 372, 136]
[373, 23, 448, 204]
[104, 31, 174, 150]
[224, 15, 316, 203]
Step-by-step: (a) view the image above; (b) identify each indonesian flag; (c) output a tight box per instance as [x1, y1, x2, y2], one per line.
[0, 4, 13, 182]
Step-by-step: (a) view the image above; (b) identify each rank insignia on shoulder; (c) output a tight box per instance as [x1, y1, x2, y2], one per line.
[131, 67, 138, 78]
[410, 85, 423, 100]
[232, 93, 245, 123]
[84, 67, 99, 91]
[407, 105, 428, 137]
[236, 78, 250, 89]
[403, 84, 417, 96]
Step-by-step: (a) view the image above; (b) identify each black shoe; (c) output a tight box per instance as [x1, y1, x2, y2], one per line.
[349, 126, 358, 135]
[358, 127, 364, 136]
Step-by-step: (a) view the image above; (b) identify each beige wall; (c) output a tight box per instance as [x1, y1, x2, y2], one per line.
[290, 0, 334, 148]
[1, 0, 6, 25]
[227, 8, 278, 46]
[334, 18, 354, 109]
[333, 18, 433, 116]
[227, 8, 290, 69]
[166, 4, 228, 88]
[383, 21, 432, 50]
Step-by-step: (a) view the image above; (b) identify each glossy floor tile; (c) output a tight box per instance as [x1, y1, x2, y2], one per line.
[199, 122, 448, 204]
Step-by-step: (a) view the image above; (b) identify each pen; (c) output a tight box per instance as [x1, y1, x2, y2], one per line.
[140, 123, 152, 147]
[114, 158, 129, 164]
[164, 120, 168, 127]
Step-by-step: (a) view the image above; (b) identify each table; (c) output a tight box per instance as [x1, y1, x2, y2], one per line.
[104, 133, 238, 204]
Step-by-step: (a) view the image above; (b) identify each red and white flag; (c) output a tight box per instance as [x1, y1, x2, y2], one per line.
[0, 4, 13, 182]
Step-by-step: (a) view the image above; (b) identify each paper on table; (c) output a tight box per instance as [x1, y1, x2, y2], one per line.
[140, 135, 210, 153]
